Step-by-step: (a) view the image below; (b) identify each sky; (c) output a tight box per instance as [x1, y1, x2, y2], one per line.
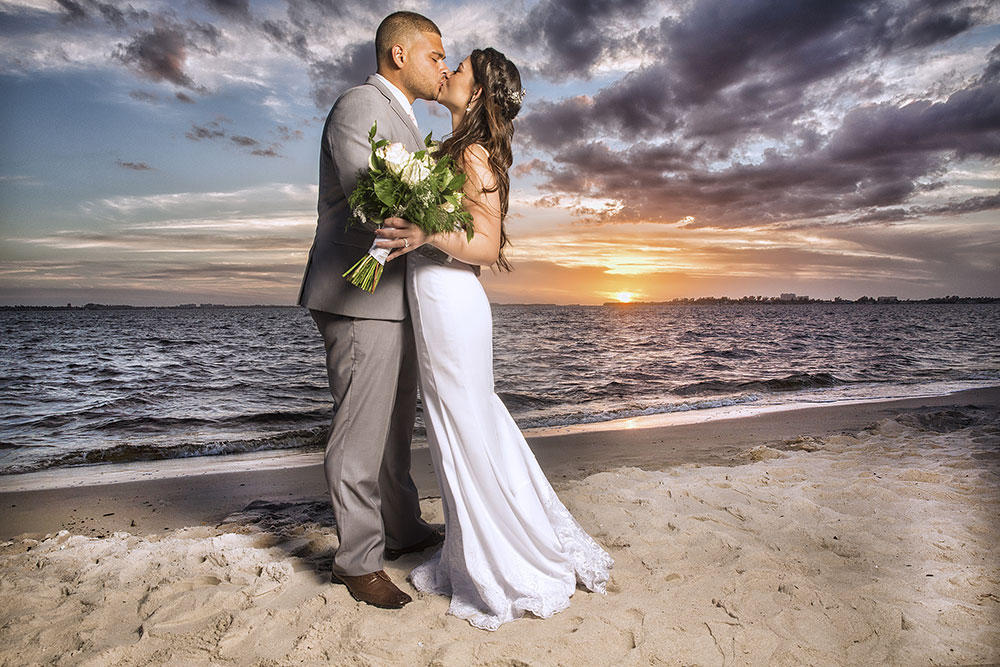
[1, 0, 998, 306]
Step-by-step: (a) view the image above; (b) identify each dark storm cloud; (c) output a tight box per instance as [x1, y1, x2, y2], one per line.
[309, 41, 375, 108]
[54, 0, 86, 22]
[827, 82, 1000, 160]
[203, 0, 251, 20]
[259, 19, 311, 60]
[175, 91, 195, 104]
[284, 0, 397, 32]
[521, 0, 991, 149]
[890, 0, 980, 49]
[516, 0, 996, 230]
[915, 191, 1000, 216]
[507, 0, 653, 79]
[256, 0, 410, 108]
[55, 0, 146, 29]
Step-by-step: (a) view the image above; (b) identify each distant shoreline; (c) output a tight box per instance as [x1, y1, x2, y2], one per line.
[3, 297, 999, 311]
[603, 296, 1000, 306]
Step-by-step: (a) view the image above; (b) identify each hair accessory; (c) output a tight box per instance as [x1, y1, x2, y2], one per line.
[507, 88, 526, 105]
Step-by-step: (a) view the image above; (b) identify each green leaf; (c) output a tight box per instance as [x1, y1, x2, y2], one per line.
[424, 131, 434, 147]
[448, 172, 467, 191]
[368, 122, 377, 143]
[374, 179, 396, 207]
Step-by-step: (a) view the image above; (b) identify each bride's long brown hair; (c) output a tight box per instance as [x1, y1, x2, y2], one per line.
[435, 48, 522, 271]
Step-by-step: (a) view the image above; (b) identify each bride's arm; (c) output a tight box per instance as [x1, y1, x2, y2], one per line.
[426, 145, 502, 266]
[376, 145, 503, 266]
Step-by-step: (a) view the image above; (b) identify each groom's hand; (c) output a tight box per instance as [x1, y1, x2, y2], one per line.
[375, 217, 428, 261]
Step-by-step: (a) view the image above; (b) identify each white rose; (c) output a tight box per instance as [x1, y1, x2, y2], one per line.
[400, 159, 431, 186]
[377, 142, 411, 176]
[441, 201, 455, 213]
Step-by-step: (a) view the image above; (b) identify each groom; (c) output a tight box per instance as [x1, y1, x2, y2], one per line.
[298, 11, 448, 609]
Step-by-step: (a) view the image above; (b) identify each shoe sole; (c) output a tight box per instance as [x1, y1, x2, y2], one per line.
[384, 531, 445, 561]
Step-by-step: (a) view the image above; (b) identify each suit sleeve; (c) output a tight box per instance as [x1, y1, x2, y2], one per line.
[326, 88, 392, 203]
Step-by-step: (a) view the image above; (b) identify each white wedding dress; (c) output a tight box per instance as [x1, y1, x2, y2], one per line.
[406, 252, 613, 631]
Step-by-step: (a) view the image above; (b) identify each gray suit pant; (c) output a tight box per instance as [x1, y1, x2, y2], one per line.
[310, 309, 431, 577]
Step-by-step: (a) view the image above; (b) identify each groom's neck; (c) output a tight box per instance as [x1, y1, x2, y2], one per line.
[376, 69, 415, 104]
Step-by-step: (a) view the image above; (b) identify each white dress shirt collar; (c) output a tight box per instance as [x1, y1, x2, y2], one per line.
[373, 73, 418, 129]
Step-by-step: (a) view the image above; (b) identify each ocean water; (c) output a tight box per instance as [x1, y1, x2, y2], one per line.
[1, 303, 998, 475]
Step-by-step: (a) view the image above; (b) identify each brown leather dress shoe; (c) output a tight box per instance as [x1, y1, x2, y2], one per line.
[331, 570, 412, 609]
[384, 528, 445, 561]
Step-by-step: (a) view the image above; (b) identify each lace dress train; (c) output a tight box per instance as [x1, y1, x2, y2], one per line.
[406, 253, 613, 631]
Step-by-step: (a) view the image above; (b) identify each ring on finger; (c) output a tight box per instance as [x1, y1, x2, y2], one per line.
[403, 238, 410, 248]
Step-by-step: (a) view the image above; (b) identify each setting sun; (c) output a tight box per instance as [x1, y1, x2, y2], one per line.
[615, 292, 635, 303]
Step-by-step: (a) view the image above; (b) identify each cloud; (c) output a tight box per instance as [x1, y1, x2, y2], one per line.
[55, 0, 145, 29]
[516, 2, 998, 231]
[308, 41, 375, 108]
[82, 183, 317, 220]
[180, 117, 282, 157]
[129, 90, 159, 104]
[185, 120, 226, 141]
[250, 147, 282, 158]
[113, 22, 197, 88]
[111, 15, 222, 90]
[273, 125, 304, 142]
[506, 0, 655, 79]
[259, 18, 310, 60]
[203, 0, 250, 21]
[116, 160, 153, 171]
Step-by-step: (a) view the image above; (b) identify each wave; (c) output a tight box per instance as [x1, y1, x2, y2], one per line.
[496, 391, 560, 410]
[22, 408, 333, 434]
[674, 372, 848, 397]
[4, 427, 328, 475]
[517, 393, 763, 430]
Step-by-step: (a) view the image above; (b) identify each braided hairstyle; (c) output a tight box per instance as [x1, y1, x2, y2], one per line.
[435, 47, 523, 271]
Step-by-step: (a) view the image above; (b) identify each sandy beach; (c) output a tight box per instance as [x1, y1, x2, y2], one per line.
[1, 388, 998, 665]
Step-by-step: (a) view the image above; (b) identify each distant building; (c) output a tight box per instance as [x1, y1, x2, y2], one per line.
[780, 293, 796, 301]
[877, 296, 899, 303]
[795, 295, 809, 302]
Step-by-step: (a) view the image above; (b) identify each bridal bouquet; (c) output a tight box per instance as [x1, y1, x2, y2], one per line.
[343, 122, 474, 292]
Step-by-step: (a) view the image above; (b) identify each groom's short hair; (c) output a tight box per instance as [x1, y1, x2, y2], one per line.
[375, 11, 441, 67]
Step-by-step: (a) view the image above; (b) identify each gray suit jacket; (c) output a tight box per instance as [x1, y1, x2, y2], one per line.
[298, 75, 461, 320]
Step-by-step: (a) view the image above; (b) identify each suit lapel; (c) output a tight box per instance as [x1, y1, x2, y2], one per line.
[365, 75, 425, 150]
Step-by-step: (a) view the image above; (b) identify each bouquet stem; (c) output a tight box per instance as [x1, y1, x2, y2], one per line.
[342, 240, 390, 292]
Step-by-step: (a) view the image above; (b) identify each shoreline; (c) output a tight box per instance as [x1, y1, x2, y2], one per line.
[2, 383, 996, 494]
[1, 386, 997, 540]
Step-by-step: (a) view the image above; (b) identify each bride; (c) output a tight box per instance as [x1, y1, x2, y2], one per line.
[375, 47, 612, 631]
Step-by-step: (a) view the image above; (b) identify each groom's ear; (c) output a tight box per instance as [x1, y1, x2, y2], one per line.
[390, 43, 407, 69]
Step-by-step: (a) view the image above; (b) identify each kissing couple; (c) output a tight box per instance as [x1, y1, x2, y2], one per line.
[298, 10, 612, 631]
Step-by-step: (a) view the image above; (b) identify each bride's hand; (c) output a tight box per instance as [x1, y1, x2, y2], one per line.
[375, 217, 428, 261]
